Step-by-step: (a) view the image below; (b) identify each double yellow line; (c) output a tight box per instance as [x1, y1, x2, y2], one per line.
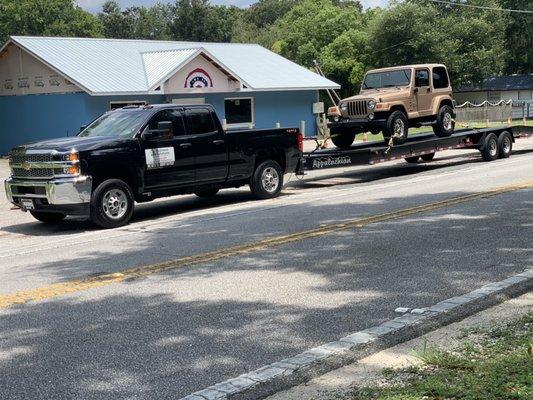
[1, 181, 532, 310]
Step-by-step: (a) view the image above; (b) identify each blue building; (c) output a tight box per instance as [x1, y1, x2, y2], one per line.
[0, 36, 339, 155]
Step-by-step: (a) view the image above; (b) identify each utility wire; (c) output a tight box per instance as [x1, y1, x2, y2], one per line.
[427, 0, 533, 14]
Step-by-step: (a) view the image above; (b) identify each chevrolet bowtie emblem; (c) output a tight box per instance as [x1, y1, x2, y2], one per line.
[21, 161, 32, 171]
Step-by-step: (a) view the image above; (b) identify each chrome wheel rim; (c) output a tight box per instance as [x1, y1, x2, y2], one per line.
[443, 112, 453, 130]
[393, 119, 405, 137]
[102, 189, 128, 220]
[489, 139, 498, 156]
[261, 167, 279, 193]
[502, 137, 511, 153]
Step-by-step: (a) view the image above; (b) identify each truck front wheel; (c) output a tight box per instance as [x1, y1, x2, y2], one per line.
[30, 211, 66, 224]
[383, 111, 408, 145]
[250, 160, 283, 199]
[90, 179, 135, 228]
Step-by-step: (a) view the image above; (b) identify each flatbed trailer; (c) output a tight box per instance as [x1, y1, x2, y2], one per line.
[297, 125, 532, 174]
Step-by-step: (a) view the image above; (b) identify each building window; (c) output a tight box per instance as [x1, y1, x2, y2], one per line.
[224, 98, 253, 126]
[518, 90, 532, 100]
[110, 101, 147, 110]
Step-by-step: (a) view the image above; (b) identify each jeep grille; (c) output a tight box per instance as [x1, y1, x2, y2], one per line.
[346, 100, 368, 118]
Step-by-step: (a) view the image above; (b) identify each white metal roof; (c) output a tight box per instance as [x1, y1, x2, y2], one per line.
[5, 36, 340, 95]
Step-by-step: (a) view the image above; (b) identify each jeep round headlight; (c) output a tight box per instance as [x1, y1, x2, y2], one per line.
[368, 100, 376, 109]
[340, 103, 348, 112]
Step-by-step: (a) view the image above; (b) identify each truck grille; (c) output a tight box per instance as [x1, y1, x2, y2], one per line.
[10, 153, 54, 164]
[9, 151, 64, 180]
[346, 100, 368, 118]
[11, 167, 57, 178]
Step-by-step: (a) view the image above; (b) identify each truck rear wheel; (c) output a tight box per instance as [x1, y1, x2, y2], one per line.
[90, 179, 135, 229]
[331, 131, 355, 149]
[432, 105, 455, 137]
[250, 160, 283, 199]
[30, 211, 66, 224]
[383, 111, 408, 145]
[480, 133, 499, 162]
[405, 156, 419, 163]
[420, 152, 435, 161]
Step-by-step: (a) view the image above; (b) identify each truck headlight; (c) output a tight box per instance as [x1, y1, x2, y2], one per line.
[368, 100, 376, 109]
[340, 103, 348, 112]
[63, 164, 80, 175]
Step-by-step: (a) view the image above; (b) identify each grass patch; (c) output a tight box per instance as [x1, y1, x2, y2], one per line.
[351, 313, 533, 400]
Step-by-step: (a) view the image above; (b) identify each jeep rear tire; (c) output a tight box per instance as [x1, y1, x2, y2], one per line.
[383, 111, 408, 145]
[90, 179, 135, 229]
[250, 160, 284, 199]
[331, 131, 356, 149]
[432, 105, 455, 137]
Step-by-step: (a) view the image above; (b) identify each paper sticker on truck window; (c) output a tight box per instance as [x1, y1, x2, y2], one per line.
[145, 147, 175, 169]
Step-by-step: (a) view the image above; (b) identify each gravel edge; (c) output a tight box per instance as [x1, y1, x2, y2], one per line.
[181, 269, 532, 400]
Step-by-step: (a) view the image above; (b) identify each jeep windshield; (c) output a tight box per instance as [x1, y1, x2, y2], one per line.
[79, 109, 149, 138]
[362, 69, 412, 89]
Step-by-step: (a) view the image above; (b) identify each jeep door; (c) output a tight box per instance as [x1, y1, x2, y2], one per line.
[414, 68, 432, 117]
[141, 109, 195, 188]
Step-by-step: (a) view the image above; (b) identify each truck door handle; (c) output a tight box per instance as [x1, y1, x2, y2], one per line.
[180, 143, 192, 148]
[212, 140, 225, 145]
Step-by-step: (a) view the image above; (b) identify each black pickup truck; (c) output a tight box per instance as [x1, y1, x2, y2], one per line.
[5, 104, 302, 228]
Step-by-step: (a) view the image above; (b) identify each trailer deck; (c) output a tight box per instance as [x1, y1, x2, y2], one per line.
[298, 125, 532, 173]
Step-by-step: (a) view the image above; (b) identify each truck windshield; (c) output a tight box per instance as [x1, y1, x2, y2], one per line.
[362, 69, 412, 89]
[79, 109, 148, 138]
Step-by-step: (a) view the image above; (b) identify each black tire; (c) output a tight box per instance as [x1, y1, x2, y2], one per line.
[497, 131, 512, 159]
[405, 156, 420, 163]
[331, 131, 356, 149]
[250, 160, 284, 199]
[90, 179, 135, 229]
[194, 188, 220, 198]
[29, 211, 66, 224]
[420, 152, 436, 162]
[480, 133, 499, 162]
[383, 111, 408, 145]
[432, 105, 455, 137]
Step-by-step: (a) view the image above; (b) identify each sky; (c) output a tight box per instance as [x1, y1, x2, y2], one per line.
[76, 0, 390, 13]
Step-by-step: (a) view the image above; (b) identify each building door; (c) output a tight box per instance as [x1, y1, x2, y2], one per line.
[142, 109, 195, 188]
[414, 68, 432, 117]
[185, 108, 228, 183]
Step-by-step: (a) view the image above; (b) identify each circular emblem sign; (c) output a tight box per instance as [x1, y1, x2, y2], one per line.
[184, 68, 213, 89]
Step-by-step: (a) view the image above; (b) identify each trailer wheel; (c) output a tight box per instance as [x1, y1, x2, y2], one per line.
[331, 131, 356, 149]
[90, 179, 135, 228]
[405, 156, 420, 163]
[497, 131, 512, 159]
[250, 160, 284, 199]
[480, 133, 499, 162]
[420, 152, 435, 161]
[383, 111, 408, 145]
[432, 105, 455, 137]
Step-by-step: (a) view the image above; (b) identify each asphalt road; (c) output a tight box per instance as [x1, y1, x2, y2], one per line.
[1, 138, 532, 399]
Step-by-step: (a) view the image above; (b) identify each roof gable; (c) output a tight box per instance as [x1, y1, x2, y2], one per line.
[5, 36, 339, 95]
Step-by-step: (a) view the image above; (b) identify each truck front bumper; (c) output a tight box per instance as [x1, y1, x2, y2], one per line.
[5, 176, 92, 215]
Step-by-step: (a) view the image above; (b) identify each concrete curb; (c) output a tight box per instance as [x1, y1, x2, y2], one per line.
[181, 270, 532, 400]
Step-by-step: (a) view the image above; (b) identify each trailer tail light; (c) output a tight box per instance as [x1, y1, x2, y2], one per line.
[297, 132, 304, 152]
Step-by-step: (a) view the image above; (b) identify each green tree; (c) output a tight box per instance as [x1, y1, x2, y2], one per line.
[0, 0, 103, 44]
[498, 0, 532, 74]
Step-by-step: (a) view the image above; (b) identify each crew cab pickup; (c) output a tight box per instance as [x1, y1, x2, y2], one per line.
[5, 104, 302, 228]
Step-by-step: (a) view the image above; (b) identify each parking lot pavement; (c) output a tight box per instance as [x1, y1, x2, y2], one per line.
[0, 138, 532, 399]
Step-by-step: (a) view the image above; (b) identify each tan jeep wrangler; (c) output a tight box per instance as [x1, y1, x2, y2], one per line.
[327, 64, 455, 148]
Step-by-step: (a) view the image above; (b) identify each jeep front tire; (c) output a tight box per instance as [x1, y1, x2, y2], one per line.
[383, 111, 408, 145]
[433, 105, 455, 137]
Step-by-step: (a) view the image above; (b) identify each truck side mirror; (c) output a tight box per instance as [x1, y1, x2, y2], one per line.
[143, 121, 173, 140]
